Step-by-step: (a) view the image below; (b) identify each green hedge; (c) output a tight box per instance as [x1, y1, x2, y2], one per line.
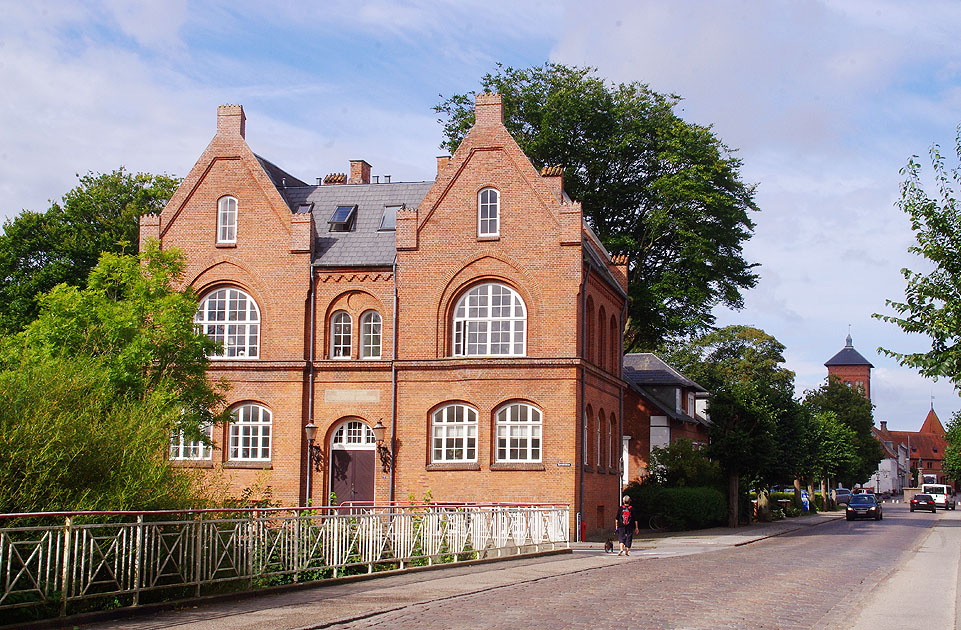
[625, 483, 727, 531]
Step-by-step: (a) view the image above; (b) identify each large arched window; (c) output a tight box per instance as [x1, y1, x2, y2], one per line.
[610, 315, 619, 374]
[431, 404, 478, 462]
[585, 297, 595, 362]
[217, 196, 237, 243]
[195, 287, 260, 359]
[361, 310, 382, 359]
[495, 402, 542, 462]
[331, 311, 352, 359]
[331, 420, 376, 448]
[609, 413, 617, 469]
[597, 408, 604, 467]
[478, 187, 500, 237]
[228, 403, 271, 461]
[452, 283, 526, 356]
[598, 306, 607, 369]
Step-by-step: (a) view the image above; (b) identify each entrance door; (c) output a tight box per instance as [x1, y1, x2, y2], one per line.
[329, 420, 376, 505]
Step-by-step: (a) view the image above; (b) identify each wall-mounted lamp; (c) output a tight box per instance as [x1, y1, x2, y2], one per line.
[304, 422, 323, 472]
[371, 419, 392, 473]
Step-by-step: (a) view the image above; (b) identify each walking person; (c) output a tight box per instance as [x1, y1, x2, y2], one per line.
[615, 495, 639, 556]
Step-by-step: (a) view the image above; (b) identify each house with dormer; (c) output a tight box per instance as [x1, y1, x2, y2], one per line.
[141, 94, 628, 537]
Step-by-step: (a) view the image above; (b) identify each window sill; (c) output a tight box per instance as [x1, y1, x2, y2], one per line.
[490, 463, 545, 471]
[223, 461, 273, 469]
[215, 242, 237, 248]
[582, 464, 594, 473]
[477, 235, 500, 242]
[170, 460, 214, 469]
[427, 462, 480, 471]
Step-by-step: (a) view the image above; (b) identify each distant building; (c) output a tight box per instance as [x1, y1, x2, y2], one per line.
[824, 332, 872, 399]
[876, 408, 950, 487]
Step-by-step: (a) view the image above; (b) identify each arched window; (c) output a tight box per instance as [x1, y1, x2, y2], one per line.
[431, 404, 478, 462]
[228, 403, 271, 461]
[331, 420, 376, 447]
[195, 287, 260, 359]
[597, 408, 604, 467]
[217, 196, 237, 243]
[610, 315, 619, 373]
[585, 297, 594, 362]
[331, 311, 352, 359]
[452, 283, 526, 356]
[583, 405, 593, 465]
[495, 402, 542, 462]
[598, 306, 606, 370]
[610, 414, 617, 469]
[361, 311, 382, 359]
[478, 187, 500, 237]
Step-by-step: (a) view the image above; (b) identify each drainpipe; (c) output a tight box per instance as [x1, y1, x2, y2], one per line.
[306, 262, 317, 505]
[578, 265, 591, 541]
[619, 299, 628, 503]
[390, 257, 398, 503]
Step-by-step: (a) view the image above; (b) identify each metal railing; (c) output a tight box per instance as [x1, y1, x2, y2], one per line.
[0, 503, 569, 620]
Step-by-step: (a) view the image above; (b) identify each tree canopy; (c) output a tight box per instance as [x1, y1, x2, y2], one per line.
[874, 125, 961, 386]
[436, 63, 759, 350]
[0, 168, 180, 334]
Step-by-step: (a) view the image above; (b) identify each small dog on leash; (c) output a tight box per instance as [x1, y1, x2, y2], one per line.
[604, 538, 615, 553]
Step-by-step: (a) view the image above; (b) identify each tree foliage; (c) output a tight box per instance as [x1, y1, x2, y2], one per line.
[436, 63, 759, 350]
[942, 412, 961, 483]
[0, 245, 226, 512]
[648, 438, 721, 488]
[802, 378, 881, 485]
[0, 168, 180, 334]
[807, 410, 859, 484]
[874, 126, 961, 385]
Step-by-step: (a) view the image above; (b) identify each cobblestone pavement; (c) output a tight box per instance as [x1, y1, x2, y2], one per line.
[335, 505, 940, 630]
[72, 506, 947, 630]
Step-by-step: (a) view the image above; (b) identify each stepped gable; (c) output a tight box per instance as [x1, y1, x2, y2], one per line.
[825, 333, 874, 367]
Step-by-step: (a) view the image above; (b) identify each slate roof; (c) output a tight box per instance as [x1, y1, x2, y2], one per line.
[825, 333, 874, 367]
[256, 155, 308, 189]
[622, 353, 707, 392]
[282, 182, 435, 267]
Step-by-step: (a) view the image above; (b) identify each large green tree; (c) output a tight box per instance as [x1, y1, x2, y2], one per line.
[0, 168, 180, 334]
[802, 378, 881, 485]
[942, 412, 961, 483]
[0, 244, 226, 512]
[665, 325, 797, 527]
[874, 126, 961, 384]
[436, 63, 759, 350]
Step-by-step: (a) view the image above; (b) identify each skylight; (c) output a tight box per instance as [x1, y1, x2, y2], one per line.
[381, 204, 401, 230]
[328, 205, 356, 232]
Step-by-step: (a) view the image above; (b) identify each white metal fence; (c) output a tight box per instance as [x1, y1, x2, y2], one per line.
[0, 503, 569, 620]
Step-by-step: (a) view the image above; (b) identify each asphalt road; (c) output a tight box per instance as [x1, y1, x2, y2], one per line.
[71, 504, 959, 630]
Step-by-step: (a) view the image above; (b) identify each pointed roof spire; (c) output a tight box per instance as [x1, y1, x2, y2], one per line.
[920, 407, 946, 435]
[825, 330, 874, 367]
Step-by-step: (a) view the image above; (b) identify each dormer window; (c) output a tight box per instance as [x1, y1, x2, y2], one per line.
[328, 205, 357, 232]
[218, 196, 237, 243]
[478, 188, 499, 237]
[381, 204, 401, 231]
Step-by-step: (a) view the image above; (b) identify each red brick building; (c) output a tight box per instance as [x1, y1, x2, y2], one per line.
[876, 409, 950, 486]
[142, 95, 628, 536]
[824, 333, 872, 400]
[621, 353, 710, 485]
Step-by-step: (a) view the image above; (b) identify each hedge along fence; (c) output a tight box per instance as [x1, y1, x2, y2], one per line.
[625, 484, 727, 530]
[0, 503, 569, 624]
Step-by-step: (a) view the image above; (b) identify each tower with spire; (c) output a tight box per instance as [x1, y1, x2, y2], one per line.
[824, 332, 873, 400]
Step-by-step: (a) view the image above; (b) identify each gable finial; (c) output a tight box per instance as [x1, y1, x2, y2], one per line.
[845, 325, 853, 348]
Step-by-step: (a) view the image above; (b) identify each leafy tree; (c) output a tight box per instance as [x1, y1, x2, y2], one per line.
[0, 168, 180, 334]
[436, 63, 759, 350]
[874, 126, 961, 384]
[942, 412, 961, 483]
[807, 410, 859, 505]
[664, 325, 797, 527]
[802, 378, 881, 485]
[648, 438, 721, 487]
[0, 244, 226, 512]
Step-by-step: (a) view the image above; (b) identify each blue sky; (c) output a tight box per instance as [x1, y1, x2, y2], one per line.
[2, 0, 961, 431]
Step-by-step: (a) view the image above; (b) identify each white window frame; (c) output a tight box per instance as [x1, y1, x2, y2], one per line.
[650, 415, 670, 451]
[495, 402, 542, 462]
[331, 311, 352, 359]
[331, 420, 376, 449]
[596, 412, 602, 467]
[228, 404, 271, 461]
[360, 310, 382, 359]
[170, 424, 213, 461]
[687, 392, 695, 418]
[478, 187, 500, 237]
[195, 287, 260, 359]
[217, 196, 237, 243]
[431, 404, 478, 462]
[452, 283, 526, 356]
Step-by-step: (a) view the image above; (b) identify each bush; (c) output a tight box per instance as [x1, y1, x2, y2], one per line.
[624, 482, 727, 530]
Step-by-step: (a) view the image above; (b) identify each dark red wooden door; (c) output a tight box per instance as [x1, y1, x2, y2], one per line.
[330, 449, 374, 505]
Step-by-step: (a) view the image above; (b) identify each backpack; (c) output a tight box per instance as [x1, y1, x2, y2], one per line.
[621, 505, 631, 526]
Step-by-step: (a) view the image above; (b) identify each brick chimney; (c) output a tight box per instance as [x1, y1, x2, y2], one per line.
[475, 93, 503, 126]
[217, 104, 246, 139]
[880, 420, 887, 431]
[436, 156, 451, 176]
[349, 160, 371, 185]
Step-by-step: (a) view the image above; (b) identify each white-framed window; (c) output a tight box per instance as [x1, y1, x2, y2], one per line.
[495, 402, 542, 462]
[478, 187, 499, 237]
[687, 392, 695, 418]
[583, 407, 591, 462]
[431, 404, 478, 462]
[331, 311, 352, 359]
[361, 311, 382, 359]
[452, 283, 526, 356]
[170, 424, 213, 461]
[195, 287, 260, 359]
[217, 196, 237, 243]
[609, 416, 616, 469]
[596, 411, 603, 467]
[228, 404, 271, 461]
[331, 420, 376, 448]
[650, 415, 670, 451]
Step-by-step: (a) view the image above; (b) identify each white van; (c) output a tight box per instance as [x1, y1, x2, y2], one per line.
[920, 484, 957, 510]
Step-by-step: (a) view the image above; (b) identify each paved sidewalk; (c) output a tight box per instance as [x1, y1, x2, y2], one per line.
[70, 512, 843, 630]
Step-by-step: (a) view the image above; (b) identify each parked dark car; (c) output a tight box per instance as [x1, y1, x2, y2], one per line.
[910, 494, 937, 513]
[846, 493, 882, 521]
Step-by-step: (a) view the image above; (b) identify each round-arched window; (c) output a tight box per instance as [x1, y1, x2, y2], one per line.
[330, 420, 376, 449]
[495, 402, 542, 462]
[452, 283, 526, 356]
[195, 287, 260, 359]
